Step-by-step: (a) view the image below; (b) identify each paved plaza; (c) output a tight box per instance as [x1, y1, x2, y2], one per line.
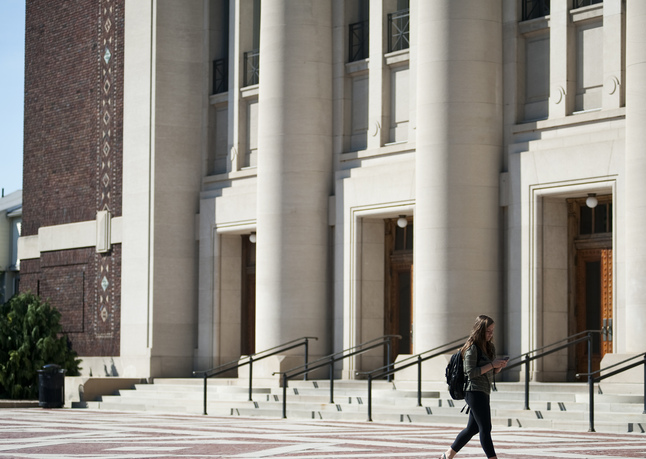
[0, 408, 645, 458]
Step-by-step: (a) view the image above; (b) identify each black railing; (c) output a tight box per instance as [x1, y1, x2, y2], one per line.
[274, 335, 401, 418]
[522, 0, 550, 21]
[212, 58, 228, 94]
[244, 49, 259, 87]
[388, 9, 409, 53]
[577, 352, 646, 432]
[349, 20, 369, 62]
[500, 330, 600, 410]
[193, 336, 317, 415]
[573, 0, 602, 9]
[359, 336, 468, 422]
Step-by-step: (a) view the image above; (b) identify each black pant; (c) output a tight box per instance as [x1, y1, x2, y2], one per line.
[451, 391, 496, 458]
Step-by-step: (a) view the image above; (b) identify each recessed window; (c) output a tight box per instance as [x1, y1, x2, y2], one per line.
[388, 1, 409, 53]
[522, 0, 550, 21]
[394, 221, 413, 251]
[580, 202, 612, 235]
[243, 0, 261, 87]
[349, 20, 369, 62]
[213, 58, 228, 94]
[573, 0, 602, 9]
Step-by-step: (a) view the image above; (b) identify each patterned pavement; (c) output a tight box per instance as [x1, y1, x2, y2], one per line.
[0, 409, 645, 458]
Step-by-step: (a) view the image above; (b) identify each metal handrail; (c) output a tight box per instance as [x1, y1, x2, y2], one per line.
[358, 336, 468, 421]
[500, 330, 601, 410]
[193, 336, 317, 415]
[273, 335, 401, 418]
[576, 352, 646, 432]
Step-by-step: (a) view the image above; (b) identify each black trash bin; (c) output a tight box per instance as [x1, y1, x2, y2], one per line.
[37, 364, 66, 408]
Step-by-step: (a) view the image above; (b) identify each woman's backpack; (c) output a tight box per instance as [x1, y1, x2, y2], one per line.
[445, 345, 482, 400]
[445, 350, 467, 400]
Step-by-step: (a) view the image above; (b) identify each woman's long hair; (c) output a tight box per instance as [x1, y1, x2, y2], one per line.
[461, 314, 496, 360]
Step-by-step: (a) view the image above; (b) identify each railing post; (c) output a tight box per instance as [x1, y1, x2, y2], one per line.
[587, 332, 595, 432]
[282, 374, 288, 419]
[643, 354, 646, 414]
[329, 356, 335, 404]
[367, 375, 373, 422]
[524, 355, 530, 410]
[304, 338, 309, 381]
[416, 355, 422, 407]
[248, 355, 253, 401]
[203, 374, 208, 415]
[386, 339, 393, 383]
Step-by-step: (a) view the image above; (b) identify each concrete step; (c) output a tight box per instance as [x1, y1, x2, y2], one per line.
[75, 378, 646, 434]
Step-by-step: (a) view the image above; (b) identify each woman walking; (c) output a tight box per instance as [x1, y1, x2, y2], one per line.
[441, 315, 508, 459]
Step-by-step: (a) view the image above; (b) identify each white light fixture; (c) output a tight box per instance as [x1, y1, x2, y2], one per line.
[397, 215, 408, 228]
[249, 232, 257, 243]
[586, 193, 598, 209]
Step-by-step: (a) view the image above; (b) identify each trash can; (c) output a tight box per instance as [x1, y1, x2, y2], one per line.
[37, 364, 66, 408]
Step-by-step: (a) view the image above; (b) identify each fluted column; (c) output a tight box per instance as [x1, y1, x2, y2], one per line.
[255, 0, 333, 357]
[414, 1, 503, 349]
[624, 1, 646, 353]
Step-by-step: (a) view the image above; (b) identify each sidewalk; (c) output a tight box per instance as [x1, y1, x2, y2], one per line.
[0, 408, 644, 458]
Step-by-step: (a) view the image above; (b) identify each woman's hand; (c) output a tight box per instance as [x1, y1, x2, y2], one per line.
[492, 358, 509, 373]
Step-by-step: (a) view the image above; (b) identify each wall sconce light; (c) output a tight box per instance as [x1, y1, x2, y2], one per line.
[249, 232, 257, 243]
[397, 215, 408, 228]
[586, 193, 598, 209]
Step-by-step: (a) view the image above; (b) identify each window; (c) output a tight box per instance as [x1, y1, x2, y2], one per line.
[210, 0, 229, 95]
[522, 0, 550, 21]
[524, 34, 550, 120]
[243, 50, 259, 87]
[575, 21, 603, 112]
[388, 1, 409, 53]
[243, 0, 261, 87]
[349, 21, 369, 62]
[580, 201, 612, 235]
[350, 75, 369, 151]
[213, 58, 228, 94]
[573, 0, 602, 8]
[389, 66, 409, 143]
[394, 221, 413, 251]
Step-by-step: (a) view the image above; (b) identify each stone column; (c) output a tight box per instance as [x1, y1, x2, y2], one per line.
[414, 1, 503, 349]
[624, 1, 646, 353]
[255, 0, 333, 358]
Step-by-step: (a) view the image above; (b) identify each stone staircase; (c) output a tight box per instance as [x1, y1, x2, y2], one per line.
[76, 378, 646, 434]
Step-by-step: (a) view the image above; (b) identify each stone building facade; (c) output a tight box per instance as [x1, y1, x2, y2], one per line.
[20, 0, 644, 382]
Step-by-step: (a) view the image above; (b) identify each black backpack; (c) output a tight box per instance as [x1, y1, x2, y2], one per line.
[445, 350, 467, 400]
[445, 346, 482, 400]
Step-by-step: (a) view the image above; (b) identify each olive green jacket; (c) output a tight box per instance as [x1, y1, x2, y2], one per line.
[463, 344, 494, 394]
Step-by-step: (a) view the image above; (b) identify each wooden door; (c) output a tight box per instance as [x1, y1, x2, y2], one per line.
[600, 249, 613, 356]
[575, 248, 613, 374]
[241, 235, 256, 355]
[385, 219, 413, 361]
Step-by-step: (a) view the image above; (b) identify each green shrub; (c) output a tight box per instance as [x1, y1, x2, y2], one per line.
[0, 292, 81, 399]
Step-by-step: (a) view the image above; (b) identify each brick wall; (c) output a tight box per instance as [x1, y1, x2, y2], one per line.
[21, 0, 124, 357]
